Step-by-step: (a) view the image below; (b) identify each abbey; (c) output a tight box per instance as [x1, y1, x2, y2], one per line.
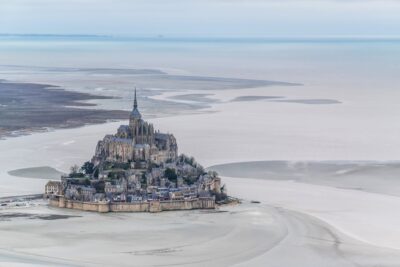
[45, 89, 227, 213]
[92, 89, 178, 167]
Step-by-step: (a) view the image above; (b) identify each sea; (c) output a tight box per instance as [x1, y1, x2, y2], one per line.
[0, 35, 399, 83]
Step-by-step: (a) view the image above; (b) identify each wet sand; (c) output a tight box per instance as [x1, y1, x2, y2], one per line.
[168, 93, 220, 105]
[1, 73, 400, 265]
[0, 203, 286, 267]
[0, 66, 299, 139]
[0, 80, 129, 139]
[2, 200, 400, 267]
[231, 95, 283, 102]
[209, 161, 400, 197]
[0, 212, 80, 221]
[273, 98, 341, 104]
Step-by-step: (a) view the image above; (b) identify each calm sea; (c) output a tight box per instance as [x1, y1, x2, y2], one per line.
[0, 36, 399, 88]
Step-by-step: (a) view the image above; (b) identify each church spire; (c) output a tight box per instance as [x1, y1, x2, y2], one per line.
[130, 87, 142, 120]
[134, 87, 138, 110]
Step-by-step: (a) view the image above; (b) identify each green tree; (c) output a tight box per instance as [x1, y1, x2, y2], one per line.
[164, 168, 177, 182]
[70, 165, 79, 175]
[81, 161, 94, 175]
[69, 164, 84, 178]
[94, 181, 105, 193]
[141, 172, 147, 187]
[93, 168, 99, 179]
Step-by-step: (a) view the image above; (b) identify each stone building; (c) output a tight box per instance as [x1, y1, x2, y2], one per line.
[92, 89, 178, 167]
[64, 184, 96, 202]
[46, 88, 226, 213]
[44, 181, 62, 197]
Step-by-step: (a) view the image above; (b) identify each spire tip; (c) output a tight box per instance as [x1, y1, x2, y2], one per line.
[134, 87, 138, 109]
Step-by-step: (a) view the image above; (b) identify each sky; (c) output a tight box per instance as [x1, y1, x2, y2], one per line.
[0, 0, 400, 38]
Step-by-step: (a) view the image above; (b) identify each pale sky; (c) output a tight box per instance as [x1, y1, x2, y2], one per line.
[0, 0, 400, 37]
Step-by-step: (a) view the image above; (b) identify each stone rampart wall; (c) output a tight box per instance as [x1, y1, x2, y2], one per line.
[160, 198, 215, 211]
[110, 202, 149, 212]
[49, 197, 215, 213]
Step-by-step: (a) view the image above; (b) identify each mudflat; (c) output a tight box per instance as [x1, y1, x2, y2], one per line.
[0, 80, 129, 138]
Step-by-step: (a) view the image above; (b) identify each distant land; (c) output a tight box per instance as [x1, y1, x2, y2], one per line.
[0, 33, 110, 38]
[2, 34, 400, 43]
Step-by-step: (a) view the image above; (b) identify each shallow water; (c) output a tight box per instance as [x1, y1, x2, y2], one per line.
[8, 166, 64, 180]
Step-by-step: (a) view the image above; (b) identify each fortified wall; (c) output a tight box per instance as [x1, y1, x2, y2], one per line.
[49, 196, 215, 213]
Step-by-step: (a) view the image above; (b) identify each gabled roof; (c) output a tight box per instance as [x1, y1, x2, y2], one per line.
[46, 181, 61, 187]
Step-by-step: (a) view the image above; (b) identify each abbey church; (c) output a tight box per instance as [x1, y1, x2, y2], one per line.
[46, 88, 226, 213]
[92, 89, 178, 168]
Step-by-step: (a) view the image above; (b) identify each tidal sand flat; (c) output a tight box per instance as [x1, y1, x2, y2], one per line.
[232, 202, 400, 267]
[2, 201, 399, 267]
[0, 66, 301, 118]
[0, 80, 129, 139]
[1, 38, 400, 266]
[209, 161, 400, 197]
[230, 96, 341, 105]
[211, 161, 400, 252]
[0, 203, 286, 267]
[273, 99, 341, 104]
[231, 95, 284, 102]
[0, 212, 79, 221]
[150, 75, 300, 90]
[168, 93, 220, 105]
[0, 65, 299, 95]
[224, 175, 400, 253]
[0, 89, 398, 266]
[36, 66, 166, 75]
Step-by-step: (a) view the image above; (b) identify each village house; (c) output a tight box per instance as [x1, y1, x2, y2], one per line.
[44, 181, 62, 197]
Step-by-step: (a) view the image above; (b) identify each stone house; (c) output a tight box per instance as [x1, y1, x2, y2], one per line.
[44, 181, 62, 197]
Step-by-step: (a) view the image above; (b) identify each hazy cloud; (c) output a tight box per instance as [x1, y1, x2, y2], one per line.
[0, 0, 399, 37]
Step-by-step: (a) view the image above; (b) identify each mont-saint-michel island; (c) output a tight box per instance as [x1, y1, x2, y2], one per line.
[44, 90, 228, 213]
[3, 1, 400, 266]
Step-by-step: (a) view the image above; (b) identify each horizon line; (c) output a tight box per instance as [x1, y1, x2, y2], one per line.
[1, 34, 400, 42]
